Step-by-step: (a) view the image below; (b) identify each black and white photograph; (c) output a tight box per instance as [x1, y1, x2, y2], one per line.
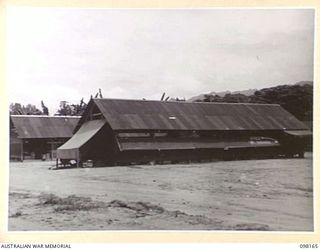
[7, 7, 314, 231]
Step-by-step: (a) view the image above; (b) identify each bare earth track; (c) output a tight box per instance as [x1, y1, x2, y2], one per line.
[8, 153, 313, 231]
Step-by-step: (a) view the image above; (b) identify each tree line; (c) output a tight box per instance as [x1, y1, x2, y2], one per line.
[9, 89, 104, 116]
[9, 99, 88, 116]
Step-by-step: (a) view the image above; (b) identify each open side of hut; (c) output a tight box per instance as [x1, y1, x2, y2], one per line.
[57, 98, 311, 167]
[10, 115, 80, 161]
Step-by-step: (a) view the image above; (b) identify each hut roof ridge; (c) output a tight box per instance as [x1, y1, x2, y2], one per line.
[92, 98, 280, 106]
[10, 115, 81, 118]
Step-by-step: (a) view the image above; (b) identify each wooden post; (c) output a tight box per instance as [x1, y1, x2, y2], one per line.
[51, 142, 54, 160]
[56, 157, 58, 168]
[20, 140, 23, 162]
[76, 151, 80, 168]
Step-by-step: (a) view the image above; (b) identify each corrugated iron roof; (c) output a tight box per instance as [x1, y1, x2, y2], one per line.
[92, 98, 308, 131]
[10, 115, 80, 139]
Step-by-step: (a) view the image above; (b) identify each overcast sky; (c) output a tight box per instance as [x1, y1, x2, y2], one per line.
[6, 8, 314, 114]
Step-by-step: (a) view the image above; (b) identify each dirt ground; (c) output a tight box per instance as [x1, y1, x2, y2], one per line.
[8, 153, 313, 231]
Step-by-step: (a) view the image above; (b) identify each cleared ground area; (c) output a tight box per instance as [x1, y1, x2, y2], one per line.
[8, 153, 313, 231]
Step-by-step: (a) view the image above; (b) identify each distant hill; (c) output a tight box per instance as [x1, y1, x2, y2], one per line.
[188, 81, 313, 102]
[189, 81, 313, 121]
[294, 81, 313, 86]
[188, 89, 257, 102]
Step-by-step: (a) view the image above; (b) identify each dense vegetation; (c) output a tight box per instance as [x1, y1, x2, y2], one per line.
[55, 99, 87, 116]
[9, 89, 103, 116]
[195, 83, 313, 121]
[9, 99, 87, 116]
[10, 101, 48, 116]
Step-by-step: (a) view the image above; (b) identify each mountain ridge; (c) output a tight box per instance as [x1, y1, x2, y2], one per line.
[188, 81, 313, 102]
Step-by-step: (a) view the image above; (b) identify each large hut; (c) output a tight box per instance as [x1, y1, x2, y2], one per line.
[10, 115, 80, 161]
[57, 98, 311, 167]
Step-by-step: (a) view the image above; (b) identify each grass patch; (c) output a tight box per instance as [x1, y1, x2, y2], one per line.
[38, 194, 105, 212]
[9, 192, 32, 199]
[233, 223, 270, 231]
[9, 211, 22, 218]
[108, 200, 165, 216]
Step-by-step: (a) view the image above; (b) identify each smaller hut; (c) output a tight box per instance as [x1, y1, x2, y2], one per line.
[10, 115, 80, 161]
